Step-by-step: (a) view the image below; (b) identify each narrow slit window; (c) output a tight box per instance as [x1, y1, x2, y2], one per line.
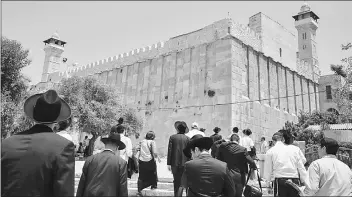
[326, 85, 332, 99]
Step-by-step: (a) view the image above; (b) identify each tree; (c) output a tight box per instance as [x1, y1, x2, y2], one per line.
[1, 92, 34, 139]
[58, 76, 143, 156]
[282, 110, 349, 146]
[330, 42, 352, 118]
[1, 36, 32, 139]
[1, 36, 31, 103]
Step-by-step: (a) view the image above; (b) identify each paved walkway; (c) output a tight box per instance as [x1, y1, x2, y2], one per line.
[75, 158, 273, 196]
[75, 158, 173, 180]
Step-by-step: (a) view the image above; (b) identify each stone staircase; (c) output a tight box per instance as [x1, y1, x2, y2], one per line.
[75, 175, 185, 196]
[74, 160, 272, 196]
[74, 175, 272, 196]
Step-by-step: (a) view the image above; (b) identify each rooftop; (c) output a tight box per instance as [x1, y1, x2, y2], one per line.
[307, 123, 352, 131]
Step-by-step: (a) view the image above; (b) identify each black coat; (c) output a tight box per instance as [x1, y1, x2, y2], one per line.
[1, 124, 75, 196]
[217, 141, 257, 174]
[180, 154, 236, 197]
[76, 150, 128, 197]
[167, 133, 190, 167]
[209, 133, 222, 143]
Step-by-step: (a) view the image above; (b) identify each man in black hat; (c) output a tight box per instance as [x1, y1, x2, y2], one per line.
[1, 90, 75, 196]
[76, 132, 128, 197]
[167, 121, 191, 196]
[209, 127, 222, 143]
[177, 136, 236, 197]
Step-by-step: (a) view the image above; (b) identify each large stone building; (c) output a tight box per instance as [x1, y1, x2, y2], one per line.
[318, 74, 345, 114]
[34, 3, 321, 155]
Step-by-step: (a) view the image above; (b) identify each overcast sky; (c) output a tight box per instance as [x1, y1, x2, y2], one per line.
[3, 1, 352, 85]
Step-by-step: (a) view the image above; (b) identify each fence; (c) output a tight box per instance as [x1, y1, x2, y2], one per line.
[305, 145, 352, 168]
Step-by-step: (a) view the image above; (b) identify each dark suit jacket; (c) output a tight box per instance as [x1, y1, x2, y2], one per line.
[167, 133, 190, 167]
[217, 141, 257, 174]
[180, 154, 235, 197]
[1, 124, 75, 197]
[209, 133, 222, 143]
[76, 150, 128, 197]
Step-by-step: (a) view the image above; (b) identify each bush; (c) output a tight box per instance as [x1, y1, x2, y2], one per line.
[296, 129, 325, 146]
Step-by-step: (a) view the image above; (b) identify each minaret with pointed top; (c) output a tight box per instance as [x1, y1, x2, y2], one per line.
[293, 2, 320, 81]
[41, 32, 66, 82]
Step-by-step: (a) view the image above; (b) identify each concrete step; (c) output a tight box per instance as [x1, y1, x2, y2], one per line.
[128, 187, 186, 197]
[75, 179, 174, 190]
[129, 187, 272, 197]
[76, 173, 174, 182]
[128, 180, 174, 190]
[75, 179, 273, 197]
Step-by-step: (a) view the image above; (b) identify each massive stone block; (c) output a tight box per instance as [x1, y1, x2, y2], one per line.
[42, 19, 319, 156]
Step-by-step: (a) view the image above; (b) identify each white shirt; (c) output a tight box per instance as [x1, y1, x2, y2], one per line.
[103, 148, 115, 153]
[289, 144, 307, 164]
[83, 139, 89, 147]
[139, 139, 157, 162]
[304, 155, 352, 196]
[93, 136, 105, 155]
[119, 134, 132, 162]
[185, 129, 205, 138]
[241, 136, 254, 151]
[263, 141, 307, 183]
[57, 131, 73, 142]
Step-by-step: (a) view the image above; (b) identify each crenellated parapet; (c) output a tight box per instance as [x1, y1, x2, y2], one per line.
[54, 18, 263, 81]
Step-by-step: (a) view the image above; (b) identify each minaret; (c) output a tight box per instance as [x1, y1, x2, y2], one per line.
[293, 2, 320, 81]
[41, 32, 66, 82]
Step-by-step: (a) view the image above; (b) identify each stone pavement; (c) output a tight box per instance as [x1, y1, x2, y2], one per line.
[74, 159, 272, 196]
[75, 158, 177, 196]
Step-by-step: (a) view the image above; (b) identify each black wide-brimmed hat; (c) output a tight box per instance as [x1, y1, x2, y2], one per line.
[175, 121, 189, 134]
[183, 135, 213, 158]
[213, 127, 221, 133]
[101, 133, 126, 150]
[24, 90, 71, 124]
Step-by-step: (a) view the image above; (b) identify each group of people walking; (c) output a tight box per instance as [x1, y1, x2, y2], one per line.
[167, 121, 259, 197]
[1, 89, 352, 197]
[167, 120, 352, 197]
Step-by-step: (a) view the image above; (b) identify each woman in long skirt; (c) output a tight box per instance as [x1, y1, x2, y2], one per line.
[137, 131, 161, 197]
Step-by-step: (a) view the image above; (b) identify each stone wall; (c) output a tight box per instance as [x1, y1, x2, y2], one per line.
[249, 13, 298, 73]
[43, 18, 320, 156]
[318, 74, 344, 113]
[230, 37, 318, 142]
